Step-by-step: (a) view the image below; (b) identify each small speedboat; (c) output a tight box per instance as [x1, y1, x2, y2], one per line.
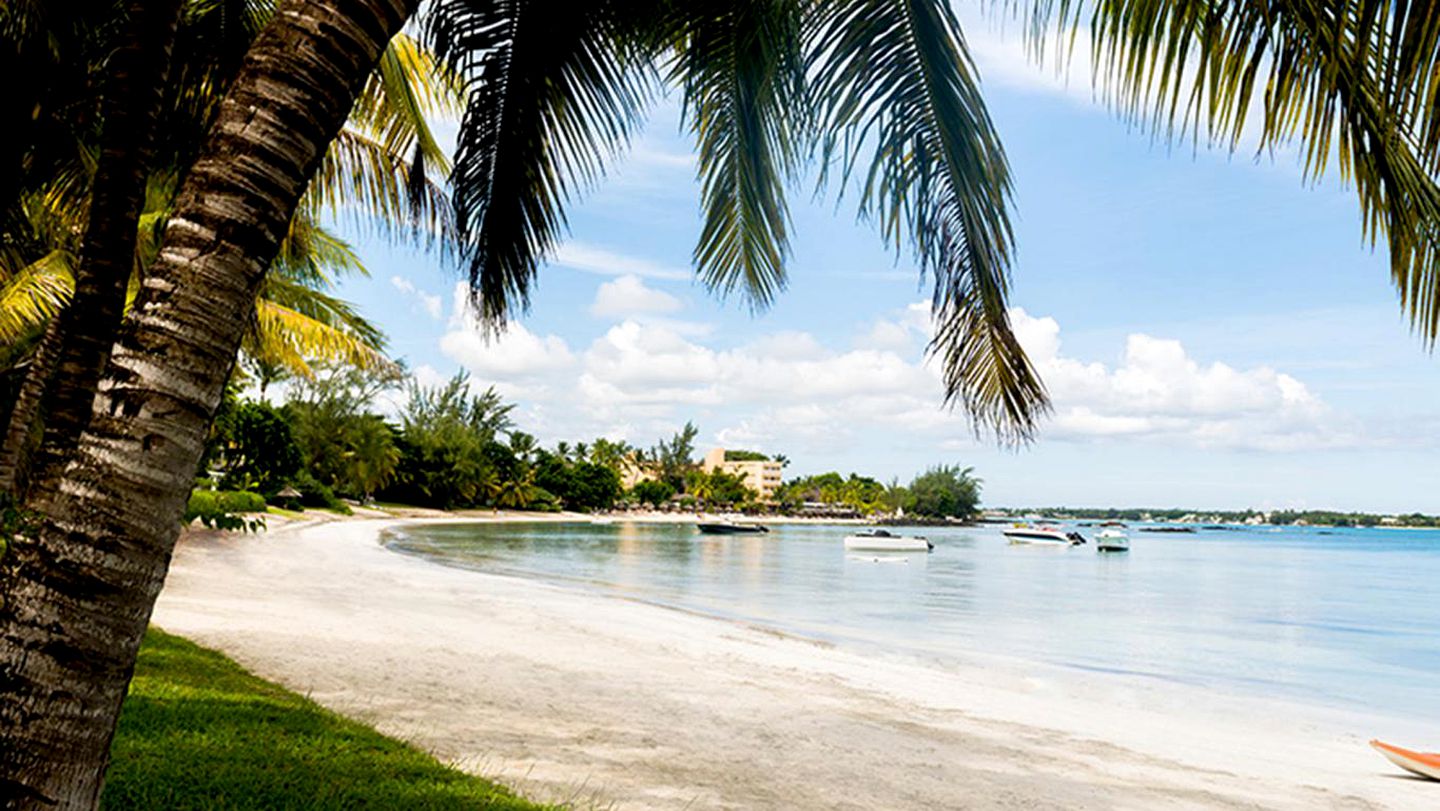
[696, 521, 768, 535]
[1096, 528, 1130, 552]
[843, 529, 932, 552]
[1003, 525, 1085, 546]
[1370, 740, 1440, 781]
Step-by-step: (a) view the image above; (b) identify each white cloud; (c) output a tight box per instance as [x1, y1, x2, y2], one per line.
[438, 285, 575, 397]
[426, 291, 1360, 455]
[590, 274, 684, 318]
[549, 241, 690, 281]
[1010, 308, 1356, 450]
[389, 275, 443, 319]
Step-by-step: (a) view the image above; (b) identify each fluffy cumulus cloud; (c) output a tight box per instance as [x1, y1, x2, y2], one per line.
[590, 274, 684, 318]
[434, 291, 1357, 453]
[1009, 309, 1354, 450]
[438, 284, 575, 398]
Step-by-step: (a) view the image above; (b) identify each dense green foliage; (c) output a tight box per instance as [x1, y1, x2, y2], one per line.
[384, 374, 513, 509]
[904, 465, 982, 519]
[183, 490, 266, 533]
[641, 422, 699, 491]
[685, 468, 756, 508]
[533, 452, 623, 512]
[213, 402, 301, 494]
[103, 629, 551, 810]
[630, 479, 676, 508]
[775, 472, 888, 513]
[772, 466, 981, 519]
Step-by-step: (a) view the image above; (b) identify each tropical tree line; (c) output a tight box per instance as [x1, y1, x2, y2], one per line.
[7, 0, 1440, 804]
[774, 465, 983, 520]
[205, 367, 632, 514]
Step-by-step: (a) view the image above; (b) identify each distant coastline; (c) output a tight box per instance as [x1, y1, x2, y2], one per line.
[992, 506, 1440, 529]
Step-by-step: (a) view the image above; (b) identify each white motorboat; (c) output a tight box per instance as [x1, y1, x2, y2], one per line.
[1002, 525, 1085, 546]
[1095, 528, 1130, 552]
[843, 529, 933, 552]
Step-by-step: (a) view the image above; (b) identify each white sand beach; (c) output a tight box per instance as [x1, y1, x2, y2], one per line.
[152, 517, 1431, 810]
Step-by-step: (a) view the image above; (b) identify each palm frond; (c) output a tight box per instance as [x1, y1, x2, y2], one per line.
[423, 0, 651, 328]
[809, 0, 1048, 442]
[667, 0, 806, 308]
[247, 292, 390, 378]
[0, 250, 75, 344]
[305, 126, 454, 245]
[1028, 0, 1440, 344]
[273, 210, 368, 288]
[353, 32, 462, 174]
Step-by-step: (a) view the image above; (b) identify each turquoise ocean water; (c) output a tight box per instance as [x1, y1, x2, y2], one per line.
[385, 520, 1440, 730]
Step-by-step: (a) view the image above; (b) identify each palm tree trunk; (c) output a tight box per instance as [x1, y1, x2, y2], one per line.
[0, 1, 417, 807]
[0, 0, 184, 497]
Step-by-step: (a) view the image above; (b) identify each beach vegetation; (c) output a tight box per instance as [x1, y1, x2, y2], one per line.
[212, 401, 303, 496]
[103, 628, 551, 810]
[630, 480, 677, 509]
[533, 452, 624, 512]
[183, 490, 267, 533]
[387, 374, 514, 510]
[902, 465, 982, 520]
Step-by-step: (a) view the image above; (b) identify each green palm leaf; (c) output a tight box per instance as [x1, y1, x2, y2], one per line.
[0, 250, 74, 344]
[424, 0, 651, 327]
[667, 0, 806, 307]
[809, 0, 1049, 442]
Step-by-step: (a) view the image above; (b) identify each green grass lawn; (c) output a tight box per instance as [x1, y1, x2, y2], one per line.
[103, 629, 554, 810]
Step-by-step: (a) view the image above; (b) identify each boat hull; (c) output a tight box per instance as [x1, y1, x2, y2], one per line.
[1371, 740, 1440, 781]
[1003, 530, 1073, 546]
[696, 523, 768, 535]
[844, 536, 932, 552]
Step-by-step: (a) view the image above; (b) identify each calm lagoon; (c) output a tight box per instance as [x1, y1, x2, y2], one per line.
[386, 521, 1440, 729]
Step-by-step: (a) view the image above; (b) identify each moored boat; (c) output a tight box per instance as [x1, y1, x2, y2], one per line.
[1370, 740, 1440, 781]
[1096, 528, 1130, 552]
[843, 529, 932, 552]
[696, 521, 769, 535]
[1003, 525, 1085, 546]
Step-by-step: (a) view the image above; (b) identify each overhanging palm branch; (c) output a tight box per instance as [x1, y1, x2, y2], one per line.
[1027, 0, 1440, 344]
[808, 0, 1048, 441]
[248, 288, 390, 375]
[666, 0, 806, 307]
[424, 0, 651, 326]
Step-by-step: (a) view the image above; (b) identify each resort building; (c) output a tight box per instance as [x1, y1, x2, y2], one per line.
[700, 448, 784, 501]
[618, 454, 656, 490]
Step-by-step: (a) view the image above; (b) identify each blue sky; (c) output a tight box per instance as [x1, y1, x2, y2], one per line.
[330, 21, 1440, 514]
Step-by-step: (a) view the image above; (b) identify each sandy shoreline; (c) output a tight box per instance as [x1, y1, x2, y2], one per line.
[152, 516, 1429, 810]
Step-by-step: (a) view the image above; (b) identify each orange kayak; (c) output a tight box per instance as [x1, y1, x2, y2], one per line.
[1370, 740, 1440, 781]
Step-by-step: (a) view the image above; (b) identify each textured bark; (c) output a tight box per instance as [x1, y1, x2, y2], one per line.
[0, 0, 184, 496]
[0, 1, 417, 807]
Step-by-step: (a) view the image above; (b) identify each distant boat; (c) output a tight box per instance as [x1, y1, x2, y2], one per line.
[1099, 520, 1128, 528]
[1003, 525, 1085, 546]
[1139, 526, 1196, 534]
[696, 521, 768, 535]
[844, 529, 932, 552]
[1095, 528, 1130, 552]
[1370, 740, 1440, 781]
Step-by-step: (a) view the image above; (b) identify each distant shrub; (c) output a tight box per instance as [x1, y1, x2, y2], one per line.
[185, 490, 266, 533]
[284, 471, 351, 515]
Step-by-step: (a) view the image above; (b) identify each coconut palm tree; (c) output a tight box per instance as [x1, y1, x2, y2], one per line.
[10, 0, 1440, 805]
[0, 0, 456, 491]
[494, 466, 536, 510]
